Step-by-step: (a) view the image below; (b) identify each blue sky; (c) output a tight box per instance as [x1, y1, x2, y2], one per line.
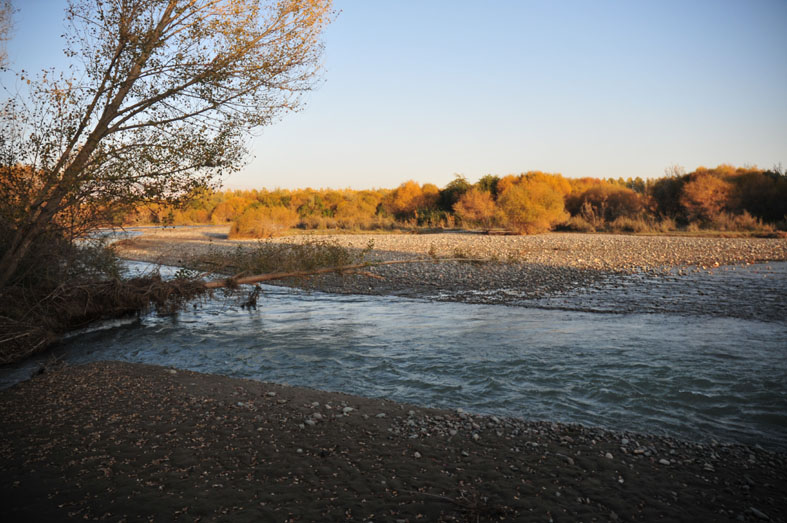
[3, 0, 787, 189]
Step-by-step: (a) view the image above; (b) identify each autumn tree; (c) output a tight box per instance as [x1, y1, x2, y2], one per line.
[438, 175, 472, 212]
[385, 180, 425, 220]
[569, 184, 642, 225]
[0, 0, 12, 67]
[230, 205, 299, 238]
[0, 0, 332, 287]
[497, 178, 568, 234]
[522, 171, 571, 198]
[453, 188, 499, 229]
[679, 172, 733, 223]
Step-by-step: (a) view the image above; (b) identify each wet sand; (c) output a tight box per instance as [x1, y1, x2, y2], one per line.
[2, 361, 785, 522]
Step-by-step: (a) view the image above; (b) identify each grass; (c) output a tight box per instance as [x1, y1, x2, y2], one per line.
[187, 238, 374, 277]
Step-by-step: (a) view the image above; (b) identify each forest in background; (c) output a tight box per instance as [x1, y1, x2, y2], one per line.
[120, 164, 787, 237]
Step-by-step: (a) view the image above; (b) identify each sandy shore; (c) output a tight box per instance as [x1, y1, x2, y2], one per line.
[2, 361, 785, 522]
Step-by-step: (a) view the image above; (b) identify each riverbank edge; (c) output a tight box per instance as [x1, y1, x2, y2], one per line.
[1, 361, 785, 522]
[112, 228, 787, 305]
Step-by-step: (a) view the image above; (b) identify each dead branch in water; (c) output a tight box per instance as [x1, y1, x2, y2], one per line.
[0, 256, 489, 365]
[202, 257, 487, 289]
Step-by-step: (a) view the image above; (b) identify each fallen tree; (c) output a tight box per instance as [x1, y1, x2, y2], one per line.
[0, 250, 488, 365]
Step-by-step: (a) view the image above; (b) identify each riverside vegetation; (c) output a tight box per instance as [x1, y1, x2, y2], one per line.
[118, 164, 787, 237]
[3, 2, 786, 521]
[3, 165, 787, 364]
[0, 0, 335, 363]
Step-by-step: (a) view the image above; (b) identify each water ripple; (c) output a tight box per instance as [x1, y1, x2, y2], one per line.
[1, 261, 786, 450]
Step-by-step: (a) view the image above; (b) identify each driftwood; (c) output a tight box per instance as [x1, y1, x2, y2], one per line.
[201, 258, 486, 289]
[0, 257, 488, 365]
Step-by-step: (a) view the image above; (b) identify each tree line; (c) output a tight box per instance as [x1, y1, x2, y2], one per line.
[119, 164, 787, 237]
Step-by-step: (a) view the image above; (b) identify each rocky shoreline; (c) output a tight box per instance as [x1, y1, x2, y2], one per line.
[115, 227, 787, 321]
[2, 361, 785, 522]
[3, 231, 785, 520]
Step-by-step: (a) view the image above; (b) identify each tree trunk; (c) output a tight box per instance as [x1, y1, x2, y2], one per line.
[0, 205, 57, 288]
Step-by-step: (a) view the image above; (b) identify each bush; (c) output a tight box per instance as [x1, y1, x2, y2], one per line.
[497, 179, 568, 234]
[560, 216, 596, 232]
[453, 188, 500, 228]
[710, 211, 774, 232]
[229, 206, 299, 238]
[608, 216, 651, 233]
[655, 217, 677, 232]
[192, 238, 368, 276]
[680, 173, 733, 223]
[568, 184, 643, 224]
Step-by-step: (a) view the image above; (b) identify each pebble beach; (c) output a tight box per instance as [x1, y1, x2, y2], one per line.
[116, 227, 787, 320]
[2, 361, 786, 522]
[2, 228, 786, 521]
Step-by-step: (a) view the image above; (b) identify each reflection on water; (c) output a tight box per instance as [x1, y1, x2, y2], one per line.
[2, 262, 786, 451]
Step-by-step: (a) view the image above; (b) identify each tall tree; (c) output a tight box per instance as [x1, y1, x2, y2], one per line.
[0, 0, 332, 287]
[0, 0, 12, 67]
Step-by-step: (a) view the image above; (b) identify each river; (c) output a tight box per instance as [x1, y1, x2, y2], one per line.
[2, 261, 786, 451]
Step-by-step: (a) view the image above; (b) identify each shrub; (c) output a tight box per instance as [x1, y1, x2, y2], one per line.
[710, 211, 774, 232]
[568, 184, 643, 224]
[438, 175, 472, 211]
[655, 217, 677, 232]
[229, 206, 299, 238]
[608, 216, 650, 233]
[453, 188, 500, 228]
[497, 179, 568, 234]
[680, 173, 733, 223]
[560, 215, 596, 232]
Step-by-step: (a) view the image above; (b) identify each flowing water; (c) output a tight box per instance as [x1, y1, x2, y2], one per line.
[2, 261, 786, 451]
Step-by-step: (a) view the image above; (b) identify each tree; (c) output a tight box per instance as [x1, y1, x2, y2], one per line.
[0, 0, 13, 67]
[386, 180, 437, 220]
[570, 184, 642, 224]
[438, 175, 471, 211]
[475, 174, 500, 197]
[680, 173, 732, 223]
[453, 188, 499, 229]
[497, 178, 568, 234]
[0, 0, 332, 287]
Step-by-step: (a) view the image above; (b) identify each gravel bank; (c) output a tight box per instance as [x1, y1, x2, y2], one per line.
[114, 227, 787, 320]
[2, 361, 785, 522]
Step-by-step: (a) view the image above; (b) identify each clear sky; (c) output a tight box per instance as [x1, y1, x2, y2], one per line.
[3, 0, 787, 190]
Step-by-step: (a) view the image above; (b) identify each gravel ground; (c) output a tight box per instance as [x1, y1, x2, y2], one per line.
[2, 361, 785, 522]
[114, 227, 787, 320]
[6, 231, 781, 520]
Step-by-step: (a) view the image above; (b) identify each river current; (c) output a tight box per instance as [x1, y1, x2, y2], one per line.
[2, 261, 786, 451]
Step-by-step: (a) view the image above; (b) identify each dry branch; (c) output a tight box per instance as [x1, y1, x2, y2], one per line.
[0, 257, 489, 365]
[201, 258, 488, 289]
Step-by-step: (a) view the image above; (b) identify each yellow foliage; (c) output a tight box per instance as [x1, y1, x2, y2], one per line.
[680, 173, 733, 222]
[210, 197, 253, 224]
[229, 206, 299, 238]
[498, 179, 568, 234]
[384, 180, 429, 218]
[453, 188, 499, 228]
[522, 171, 571, 197]
[496, 175, 519, 195]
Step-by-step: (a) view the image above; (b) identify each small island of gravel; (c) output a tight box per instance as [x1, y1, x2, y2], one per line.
[116, 227, 787, 320]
